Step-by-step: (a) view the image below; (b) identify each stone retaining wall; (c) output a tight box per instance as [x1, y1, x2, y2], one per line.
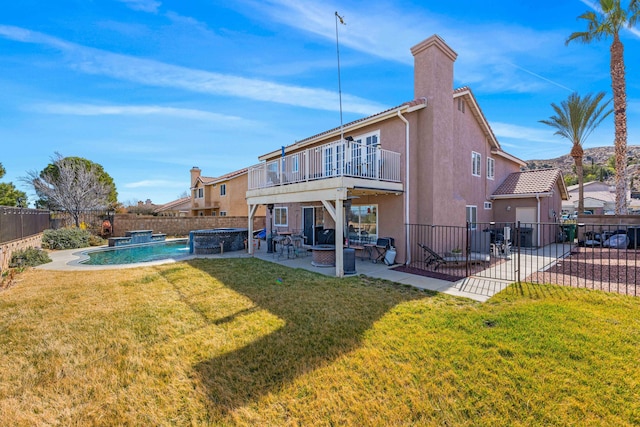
[0, 233, 43, 272]
[112, 215, 265, 237]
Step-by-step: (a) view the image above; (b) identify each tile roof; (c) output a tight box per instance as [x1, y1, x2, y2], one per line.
[493, 169, 567, 198]
[196, 168, 248, 186]
[153, 197, 191, 213]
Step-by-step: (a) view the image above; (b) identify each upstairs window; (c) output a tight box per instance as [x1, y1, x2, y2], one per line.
[487, 157, 495, 180]
[292, 154, 299, 173]
[196, 188, 204, 198]
[457, 98, 465, 113]
[220, 184, 226, 196]
[472, 152, 481, 177]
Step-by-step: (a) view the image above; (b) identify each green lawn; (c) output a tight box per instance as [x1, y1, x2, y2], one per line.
[1, 258, 639, 426]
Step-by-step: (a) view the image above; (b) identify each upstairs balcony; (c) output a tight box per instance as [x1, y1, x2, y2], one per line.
[248, 140, 401, 191]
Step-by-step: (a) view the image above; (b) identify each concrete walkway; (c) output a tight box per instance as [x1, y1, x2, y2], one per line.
[37, 242, 524, 302]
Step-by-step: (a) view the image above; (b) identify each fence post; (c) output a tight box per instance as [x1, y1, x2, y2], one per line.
[516, 221, 521, 284]
[465, 221, 470, 277]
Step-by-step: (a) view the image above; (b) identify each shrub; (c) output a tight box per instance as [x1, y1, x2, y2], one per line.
[42, 228, 91, 250]
[88, 234, 105, 246]
[10, 247, 51, 267]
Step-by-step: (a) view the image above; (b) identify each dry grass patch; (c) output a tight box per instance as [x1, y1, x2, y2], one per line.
[1, 259, 639, 425]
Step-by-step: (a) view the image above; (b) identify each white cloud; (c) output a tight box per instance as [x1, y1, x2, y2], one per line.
[28, 103, 246, 122]
[492, 122, 563, 144]
[245, 0, 577, 94]
[116, 0, 161, 13]
[0, 25, 384, 115]
[124, 179, 183, 189]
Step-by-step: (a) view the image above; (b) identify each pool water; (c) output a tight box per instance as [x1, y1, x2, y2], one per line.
[81, 240, 190, 265]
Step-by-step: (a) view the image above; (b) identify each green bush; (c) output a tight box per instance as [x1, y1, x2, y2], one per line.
[10, 247, 51, 267]
[88, 234, 105, 246]
[42, 228, 91, 250]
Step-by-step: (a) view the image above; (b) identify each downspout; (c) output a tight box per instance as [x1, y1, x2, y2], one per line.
[536, 194, 541, 247]
[397, 110, 411, 265]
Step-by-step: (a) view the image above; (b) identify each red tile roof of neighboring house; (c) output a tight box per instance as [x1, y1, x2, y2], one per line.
[209, 167, 247, 185]
[195, 168, 248, 186]
[153, 196, 191, 213]
[493, 168, 568, 199]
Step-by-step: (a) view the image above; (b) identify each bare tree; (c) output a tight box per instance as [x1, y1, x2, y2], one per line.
[24, 153, 112, 227]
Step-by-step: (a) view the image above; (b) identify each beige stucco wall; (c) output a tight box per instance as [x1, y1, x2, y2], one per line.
[113, 215, 265, 237]
[0, 234, 43, 272]
[191, 172, 265, 218]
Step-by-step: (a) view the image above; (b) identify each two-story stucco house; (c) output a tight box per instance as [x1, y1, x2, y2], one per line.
[246, 34, 566, 276]
[191, 166, 265, 218]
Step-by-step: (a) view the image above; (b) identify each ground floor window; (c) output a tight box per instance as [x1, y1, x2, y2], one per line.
[220, 211, 227, 217]
[274, 207, 288, 227]
[348, 204, 378, 243]
[466, 205, 477, 230]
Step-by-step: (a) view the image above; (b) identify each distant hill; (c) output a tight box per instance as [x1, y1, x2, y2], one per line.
[523, 145, 640, 191]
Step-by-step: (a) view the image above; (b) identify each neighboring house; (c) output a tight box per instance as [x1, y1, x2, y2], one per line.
[154, 197, 191, 217]
[245, 34, 565, 276]
[191, 166, 265, 218]
[562, 181, 631, 214]
[491, 169, 568, 247]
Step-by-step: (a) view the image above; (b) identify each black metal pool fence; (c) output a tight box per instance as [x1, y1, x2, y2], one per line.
[406, 222, 639, 295]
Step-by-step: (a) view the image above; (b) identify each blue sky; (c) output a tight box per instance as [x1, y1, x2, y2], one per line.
[1, 0, 639, 205]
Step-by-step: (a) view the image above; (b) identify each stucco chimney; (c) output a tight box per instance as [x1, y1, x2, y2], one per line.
[410, 34, 457, 100]
[190, 167, 201, 187]
[410, 35, 461, 225]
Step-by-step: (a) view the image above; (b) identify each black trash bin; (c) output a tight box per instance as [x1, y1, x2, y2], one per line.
[343, 248, 356, 275]
[519, 227, 533, 247]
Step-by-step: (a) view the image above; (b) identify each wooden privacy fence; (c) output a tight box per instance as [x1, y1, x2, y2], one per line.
[0, 207, 50, 244]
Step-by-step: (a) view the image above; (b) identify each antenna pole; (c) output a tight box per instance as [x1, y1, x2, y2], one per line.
[335, 11, 345, 142]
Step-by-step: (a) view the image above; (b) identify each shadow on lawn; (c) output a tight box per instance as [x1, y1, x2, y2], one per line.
[183, 258, 431, 415]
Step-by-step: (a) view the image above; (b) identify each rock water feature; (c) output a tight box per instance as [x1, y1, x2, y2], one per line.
[108, 230, 166, 247]
[189, 228, 248, 254]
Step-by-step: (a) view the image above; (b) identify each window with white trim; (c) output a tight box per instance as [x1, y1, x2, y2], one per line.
[220, 184, 226, 196]
[274, 207, 288, 227]
[354, 131, 380, 178]
[197, 188, 204, 198]
[457, 98, 465, 113]
[220, 211, 227, 217]
[472, 152, 481, 177]
[292, 154, 299, 173]
[487, 157, 495, 180]
[466, 205, 477, 230]
[484, 202, 492, 210]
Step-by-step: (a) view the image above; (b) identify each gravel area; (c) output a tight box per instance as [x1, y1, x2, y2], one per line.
[526, 248, 640, 296]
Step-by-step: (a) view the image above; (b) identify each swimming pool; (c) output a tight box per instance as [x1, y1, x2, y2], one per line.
[80, 239, 190, 265]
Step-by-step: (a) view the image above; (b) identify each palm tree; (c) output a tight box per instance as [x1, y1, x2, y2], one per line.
[566, 0, 640, 214]
[540, 92, 612, 215]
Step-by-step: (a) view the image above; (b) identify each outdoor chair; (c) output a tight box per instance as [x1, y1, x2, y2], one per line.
[417, 243, 447, 270]
[371, 237, 394, 264]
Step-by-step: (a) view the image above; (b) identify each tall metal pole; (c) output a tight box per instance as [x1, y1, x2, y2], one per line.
[335, 12, 346, 142]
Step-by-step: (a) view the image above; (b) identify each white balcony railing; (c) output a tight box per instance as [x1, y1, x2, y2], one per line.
[248, 140, 401, 190]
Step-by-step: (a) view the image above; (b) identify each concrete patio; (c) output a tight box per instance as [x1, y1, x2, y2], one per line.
[38, 240, 514, 302]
